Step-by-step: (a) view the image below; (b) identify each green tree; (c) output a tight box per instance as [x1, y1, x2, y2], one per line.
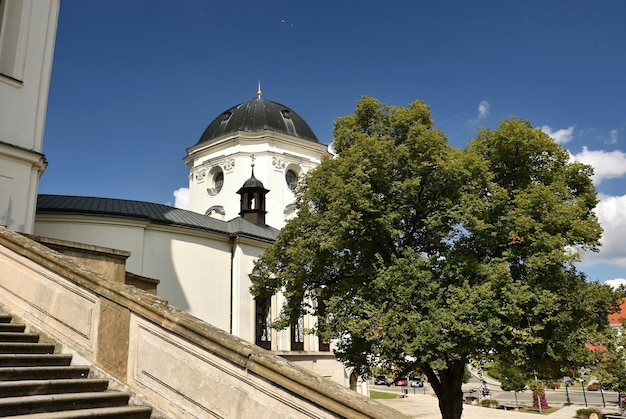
[252, 97, 620, 419]
[592, 326, 626, 393]
[497, 361, 527, 408]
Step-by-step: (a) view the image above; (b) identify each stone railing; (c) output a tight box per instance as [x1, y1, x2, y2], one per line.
[0, 226, 406, 418]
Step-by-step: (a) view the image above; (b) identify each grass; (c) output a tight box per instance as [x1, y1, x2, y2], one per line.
[517, 406, 560, 415]
[370, 390, 399, 400]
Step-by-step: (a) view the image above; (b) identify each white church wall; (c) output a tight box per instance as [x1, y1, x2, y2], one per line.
[142, 228, 232, 332]
[0, 0, 59, 233]
[34, 216, 234, 331]
[33, 216, 146, 272]
[0, 150, 45, 232]
[231, 239, 270, 341]
[186, 131, 329, 230]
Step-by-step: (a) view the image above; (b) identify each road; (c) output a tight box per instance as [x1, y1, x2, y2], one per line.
[372, 377, 620, 408]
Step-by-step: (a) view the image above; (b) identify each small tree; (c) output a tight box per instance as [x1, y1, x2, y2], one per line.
[498, 361, 527, 408]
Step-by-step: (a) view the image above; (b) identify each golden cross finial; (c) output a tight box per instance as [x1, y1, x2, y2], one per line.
[257, 81, 262, 98]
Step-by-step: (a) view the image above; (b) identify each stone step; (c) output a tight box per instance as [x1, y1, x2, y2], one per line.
[0, 378, 109, 397]
[0, 332, 39, 343]
[0, 342, 55, 354]
[1, 405, 153, 419]
[0, 366, 90, 381]
[0, 324, 25, 333]
[0, 391, 132, 416]
[0, 314, 152, 417]
[0, 353, 73, 367]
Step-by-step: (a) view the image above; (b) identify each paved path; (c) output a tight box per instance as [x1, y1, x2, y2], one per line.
[377, 393, 608, 419]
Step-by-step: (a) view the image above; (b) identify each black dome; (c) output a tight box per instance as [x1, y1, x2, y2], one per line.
[240, 173, 267, 190]
[197, 97, 319, 144]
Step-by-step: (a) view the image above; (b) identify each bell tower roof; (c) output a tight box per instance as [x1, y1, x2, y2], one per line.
[236, 157, 270, 226]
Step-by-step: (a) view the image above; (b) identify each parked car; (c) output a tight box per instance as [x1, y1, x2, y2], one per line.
[374, 375, 390, 385]
[394, 378, 408, 386]
[410, 377, 424, 387]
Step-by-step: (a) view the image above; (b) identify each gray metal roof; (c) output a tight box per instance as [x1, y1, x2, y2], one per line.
[197, 98, 319, 145]
[36, 195, 279, 243]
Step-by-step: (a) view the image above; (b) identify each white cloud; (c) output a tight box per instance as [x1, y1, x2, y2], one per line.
[581, 193, 626, 267]
[605, 278, 626, 289]
[541, 125, 574, 145]
[173, 187, 190, 209]
[609, 129, 619, 145]
[477, 100, 490, 119]
[466, 100, 490, 126]
[570, 147, 626, 184]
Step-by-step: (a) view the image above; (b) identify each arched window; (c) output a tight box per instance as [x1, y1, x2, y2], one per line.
[255, 297, 272, 350]
[290, 317, 304, 351]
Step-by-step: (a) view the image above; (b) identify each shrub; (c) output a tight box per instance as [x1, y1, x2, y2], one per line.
[479, 399, 498, 408]
[575, 407, 602, 419]
[586, 382, 601, 391]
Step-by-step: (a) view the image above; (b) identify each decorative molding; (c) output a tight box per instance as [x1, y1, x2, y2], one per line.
[224, 157, 235, 171]
[272, 156, 286, 169]
[194, 170, 206, 182]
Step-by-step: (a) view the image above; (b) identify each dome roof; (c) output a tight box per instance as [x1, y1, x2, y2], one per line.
[197, 97, 319, 144]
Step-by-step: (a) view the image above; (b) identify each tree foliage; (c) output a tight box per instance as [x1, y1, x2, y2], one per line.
[591, 317, 626, 392]
[251, 96, 620, 419]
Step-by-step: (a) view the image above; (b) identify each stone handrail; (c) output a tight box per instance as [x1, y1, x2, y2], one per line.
[0, 226, 406, 418]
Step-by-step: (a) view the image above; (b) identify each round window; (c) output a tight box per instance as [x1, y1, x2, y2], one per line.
[213, 171, 224, 193]
[207, 168, 224, 196]
[285, 169, 298, 191]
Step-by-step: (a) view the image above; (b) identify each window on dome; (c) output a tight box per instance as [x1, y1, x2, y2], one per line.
[207, 167, 224, 196]
[285, 169, 298, 191]
[214, 171, 224, 192]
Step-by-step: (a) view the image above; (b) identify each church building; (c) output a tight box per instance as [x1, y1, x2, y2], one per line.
[32, 89, 357, 387]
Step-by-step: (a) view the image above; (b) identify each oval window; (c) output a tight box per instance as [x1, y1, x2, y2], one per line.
[214, 171, 224, 193]
[285, 169, 298, 191]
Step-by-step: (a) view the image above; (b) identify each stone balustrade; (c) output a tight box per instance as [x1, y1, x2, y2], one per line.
[0, 226, 406, 418]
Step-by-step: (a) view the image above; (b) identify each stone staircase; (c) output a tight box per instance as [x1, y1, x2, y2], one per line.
[0, 314, 152, 418]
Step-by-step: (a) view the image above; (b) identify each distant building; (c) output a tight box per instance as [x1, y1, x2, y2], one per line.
[609, 298, 626, 327]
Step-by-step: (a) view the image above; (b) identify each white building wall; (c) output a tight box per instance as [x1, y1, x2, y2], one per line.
[143, 228, 232, 331]
[33, 216, 147, 273]
[185, 131, 330, 229]
[35, 216, 246, 336]
[0, 0, 59, 233]
[233, 240, 271, 341]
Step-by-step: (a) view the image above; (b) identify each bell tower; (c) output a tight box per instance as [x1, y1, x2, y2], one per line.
[237, 156, 269, 225]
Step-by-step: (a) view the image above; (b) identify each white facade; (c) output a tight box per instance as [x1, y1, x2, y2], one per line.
[0, 0, 59, 233]
[34, 214, 266, 336]
[33, 90, 354, 385]
[185, 129, 330, 229]
[34, 211, 350, 385]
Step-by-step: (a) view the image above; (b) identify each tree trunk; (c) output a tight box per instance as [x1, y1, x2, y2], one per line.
[423, 360, 465, 419]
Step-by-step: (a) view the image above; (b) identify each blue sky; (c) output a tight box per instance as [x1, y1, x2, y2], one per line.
[41, 1, 626, 285]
